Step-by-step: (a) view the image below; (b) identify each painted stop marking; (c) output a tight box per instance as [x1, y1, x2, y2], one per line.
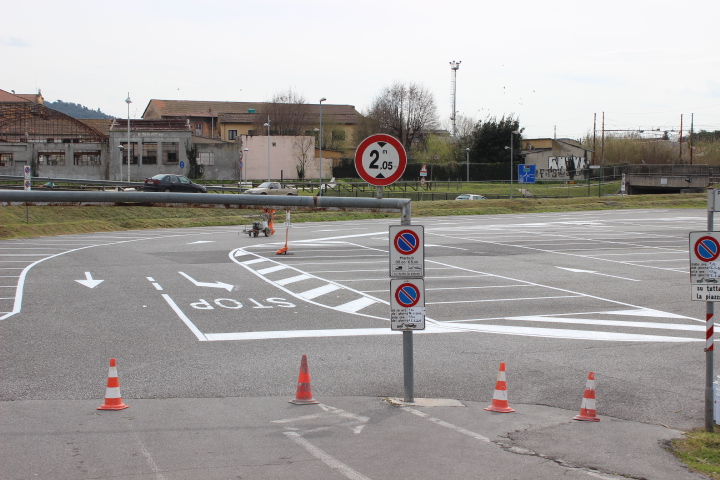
[695, 236, 720, 262]
[394, 229, 420, 255]
[395, 282, 420, 308]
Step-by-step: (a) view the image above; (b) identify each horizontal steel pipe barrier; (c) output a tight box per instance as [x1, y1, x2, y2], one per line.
[0, 190, 411, 213]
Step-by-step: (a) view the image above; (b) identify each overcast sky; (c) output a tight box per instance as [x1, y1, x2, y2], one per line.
[2, 0, 718, 140]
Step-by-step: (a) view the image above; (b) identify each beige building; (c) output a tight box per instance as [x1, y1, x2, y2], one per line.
[142, 99, 363, 156]
[521, 138, 594, 181]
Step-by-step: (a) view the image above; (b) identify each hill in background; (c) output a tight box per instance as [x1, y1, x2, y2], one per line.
[46, 100, 114, 119]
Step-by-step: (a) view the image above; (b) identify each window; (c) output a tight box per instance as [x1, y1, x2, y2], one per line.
[142, 142, 157, 165]
[198, 152, 214, 165]
[228, 130, 238, 140]
[121, 143, 137, 165]
[195, 123, 203, 136]
[0, 153, 12, 167]
[162, 142, 179, 164]
[74, 151, 101, 166]
[38, 152, 65, 166]
[332, 129, 346, 141]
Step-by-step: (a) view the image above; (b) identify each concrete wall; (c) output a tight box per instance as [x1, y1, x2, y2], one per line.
[239, 134, 325, 182]
[110, 131, 192, 181]
[197, 142, 243, 181]
[524, 146, 592, 181]
[0, 141, 108, 180]
[0, 134, 325, 182]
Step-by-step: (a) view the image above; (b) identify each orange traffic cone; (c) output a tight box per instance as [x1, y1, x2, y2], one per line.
[97, 358, 129, 410]
[484, 362, 515, 413]
[290, 354, 319, 405]
[574, 372, 600, 422]
[276, 225, 289, 255]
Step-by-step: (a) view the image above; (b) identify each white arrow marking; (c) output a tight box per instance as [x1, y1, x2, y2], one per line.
[75, 272, 104, 289]
[556, 267, 639, 282]
[179, 272, 233, 291]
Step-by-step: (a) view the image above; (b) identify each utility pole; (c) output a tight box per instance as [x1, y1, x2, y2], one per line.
[679, 114, 684, 163]
[691, 113, 694, 165]
[450, 61, 461, 137]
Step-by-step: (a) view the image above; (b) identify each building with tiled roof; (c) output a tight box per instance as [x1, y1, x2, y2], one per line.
[142, 99, 363, 153]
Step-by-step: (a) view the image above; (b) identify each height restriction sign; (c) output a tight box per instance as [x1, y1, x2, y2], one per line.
[354, 134, 407, 186]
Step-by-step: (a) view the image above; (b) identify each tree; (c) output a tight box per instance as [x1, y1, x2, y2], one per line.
[364, 82, 439, 152]
[256, 88, 310, 136]
[185, 142, 204, 179]
[468, 115, 522, 165]
[293, 135, 314, 180]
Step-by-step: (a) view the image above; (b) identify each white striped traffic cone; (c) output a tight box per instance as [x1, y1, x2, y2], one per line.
[573, 372, 599, 422]
[97, 358, 129, 411]
[484, 362, 515, 413]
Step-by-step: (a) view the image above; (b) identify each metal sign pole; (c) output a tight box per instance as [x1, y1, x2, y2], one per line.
[707, 187, 715, 432]
[401, 201, 414, 402]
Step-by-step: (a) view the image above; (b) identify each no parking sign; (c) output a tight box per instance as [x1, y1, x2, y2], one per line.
[389, 225, 424, 277]
[390, 279, 425, 330]
[689, 232, 720, 301]
[24, 165, 31, 191]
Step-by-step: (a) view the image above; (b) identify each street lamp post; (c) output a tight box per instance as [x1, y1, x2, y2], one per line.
[263, 119, 271, 181]
[509, 130, 519, 199]
[242, 148, 249, 185]
[466, 148, 470, 183]
[319, 97, 326, 194]
[125, 93, 132, 182]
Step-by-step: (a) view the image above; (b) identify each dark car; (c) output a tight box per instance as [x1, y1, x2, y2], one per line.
[143, 174, 207, 193]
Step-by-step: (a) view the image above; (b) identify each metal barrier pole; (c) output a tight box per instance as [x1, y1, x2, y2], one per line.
[401, 201, 414, 402]
[707, 187, 715, 432]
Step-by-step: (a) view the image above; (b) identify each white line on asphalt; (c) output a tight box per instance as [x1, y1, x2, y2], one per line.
[299, 284, 342, 299]
[504, 316, 704, 331]
[283, 431, 373, 480]
[133, 432, 168, 480]
[275, 274, 313, 286]
[428, 295, 581, 305]
[271, 414, 322, 423]
[402, 407, 491, 442]
[161, 294, 207, 341]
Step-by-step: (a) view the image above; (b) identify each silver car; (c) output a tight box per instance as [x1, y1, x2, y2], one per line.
[244, 182, 298, 195]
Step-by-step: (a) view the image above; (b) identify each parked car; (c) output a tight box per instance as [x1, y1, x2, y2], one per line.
[244, 182, 297, 195]
[143, 174, 207, 193]
[455, 194, 487, 200]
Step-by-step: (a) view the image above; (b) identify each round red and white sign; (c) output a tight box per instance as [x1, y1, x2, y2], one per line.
[354, 134, 407, 187]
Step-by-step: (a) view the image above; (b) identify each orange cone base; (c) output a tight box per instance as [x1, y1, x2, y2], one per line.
[573, 409, 600, 422]
[98, 401, 129, 411]
[290, 397, 319, 405]
[484, 404, 515, 413]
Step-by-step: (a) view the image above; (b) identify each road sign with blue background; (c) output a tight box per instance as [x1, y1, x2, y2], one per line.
[518, 164, 536, 184]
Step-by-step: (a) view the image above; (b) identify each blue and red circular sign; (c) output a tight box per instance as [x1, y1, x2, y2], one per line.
[395, 282, 421, 308]
[394, 229, 420, 255]
[695, 236, 720, 262]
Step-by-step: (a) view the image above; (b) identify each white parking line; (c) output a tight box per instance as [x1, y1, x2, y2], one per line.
[283, 431, 372, 480]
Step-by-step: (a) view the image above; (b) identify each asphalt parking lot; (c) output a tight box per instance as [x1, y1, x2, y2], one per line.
[0, 208, 715, 479]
